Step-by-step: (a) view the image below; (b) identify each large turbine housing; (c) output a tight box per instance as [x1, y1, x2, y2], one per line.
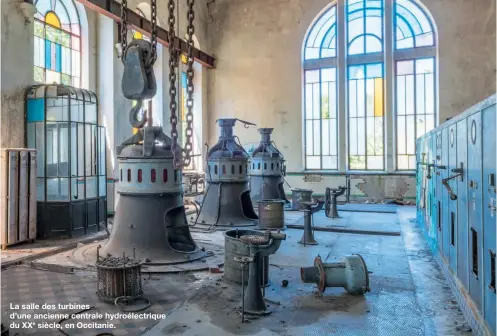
[249, 128, 288, 204]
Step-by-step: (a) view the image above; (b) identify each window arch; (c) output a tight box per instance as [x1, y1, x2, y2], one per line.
[302, 0, 437, 171]
[34, 0, 81, 87]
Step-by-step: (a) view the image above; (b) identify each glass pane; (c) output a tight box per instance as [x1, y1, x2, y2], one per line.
[85, 124, 92, 176]
[313, 119, 321, 155]
[92, 125, 97, 175]
[47, 104, 68, 121]
[61, 73, 71, 85]
[71, 102, 82, 122]
[306, 156, 320, 169]
[85, 103, 97, 124]
[397, 115, 406, 154]
[46, 122, 57, 177]
[36, 123, 45, 177]
[59, 123, 69, 176]
[27, 123, 36, 149]
[305, 6, 337, 60]
[406, 115, 415, 154]
[34, 21, 44, 37]
[77, 123, 85, 176]
[47, 177, 69, 201]
[322, 156, 337, 170]
[99, 127, 106, 176]
[395, 0, 434, 49]
[36, 178, 45, 201]
[46, 70, 61, 84]
[71, 123, 77, 177]
[71, 177, 84, 200]
[305, 120, 313, 155]
[34, 37, 45, 67]
[99, 176, 106, 196]
[34, 66, 44, 82]
[86, 176, 97, 198]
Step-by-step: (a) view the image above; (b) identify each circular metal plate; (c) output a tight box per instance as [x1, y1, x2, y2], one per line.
[71, 241, 224, 273]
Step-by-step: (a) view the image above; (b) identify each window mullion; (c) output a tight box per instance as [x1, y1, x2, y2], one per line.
[384, 0, 394, 173]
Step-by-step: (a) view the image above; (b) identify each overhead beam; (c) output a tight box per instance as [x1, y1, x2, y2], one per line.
[75, 0, 216, 68]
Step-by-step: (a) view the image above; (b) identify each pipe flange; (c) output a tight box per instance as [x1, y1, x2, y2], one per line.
[240, 235, 270, 245]
[314, 255, 326, 293]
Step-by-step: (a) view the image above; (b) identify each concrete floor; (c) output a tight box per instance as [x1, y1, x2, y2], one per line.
[1, 206, 472, 336]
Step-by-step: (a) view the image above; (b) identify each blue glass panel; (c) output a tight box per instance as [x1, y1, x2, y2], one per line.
[45, 39, 51, 69]
[394, 0, 434, 49]
[347, 0, 384, 55]
[55, 43, 62, 72]
[182, 72, 187, 88]
[304, 6, 337, 60]
[27, 99, 46, 122]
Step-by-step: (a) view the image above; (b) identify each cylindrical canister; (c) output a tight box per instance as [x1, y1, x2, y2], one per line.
[224, 229, 269, 286]
[257, 199, 285, 229]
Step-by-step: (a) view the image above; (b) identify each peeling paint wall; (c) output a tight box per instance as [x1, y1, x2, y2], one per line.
[205, 0, 495, 201]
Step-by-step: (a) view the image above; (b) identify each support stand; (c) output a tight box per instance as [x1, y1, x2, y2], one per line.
[298, 201, 324, 246]
[325, 186, 347, 219]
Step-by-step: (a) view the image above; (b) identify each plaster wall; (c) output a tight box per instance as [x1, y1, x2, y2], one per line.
[205, 0, 496, 200]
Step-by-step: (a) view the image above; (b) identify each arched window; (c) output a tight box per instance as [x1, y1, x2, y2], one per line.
[394, 0, 436, 170]
[34, 0, 81, 87]
[303, 6, 338, 170]
[303, 0, 437, 172]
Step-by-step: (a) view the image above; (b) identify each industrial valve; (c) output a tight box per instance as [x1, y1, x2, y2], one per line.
[300, 254, 370, 295]
[441, 163, 464, 201]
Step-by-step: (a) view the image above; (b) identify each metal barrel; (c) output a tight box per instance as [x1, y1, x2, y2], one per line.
[224, 229, 269, 286]
[257, 199, 285, 229]
[291, 188, 313, 210]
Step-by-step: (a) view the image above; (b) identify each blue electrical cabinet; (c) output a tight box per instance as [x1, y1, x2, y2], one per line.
[456, 119, 469, 290]
[467, 111, 483, 310]
[441, 127, 450, 259]
[482, 103, 496, 333]
[448, 123, 458, 273]
[416, 95, 495, 336]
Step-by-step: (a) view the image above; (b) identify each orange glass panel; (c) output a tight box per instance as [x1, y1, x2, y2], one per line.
[374, 78, 383, 117]
[45, 12, 61, 28]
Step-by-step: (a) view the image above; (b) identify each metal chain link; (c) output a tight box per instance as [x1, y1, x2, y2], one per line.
[149, 0, 158, 66]
[120, 0, 128, 62]
[168, 0, 181, 167]
[184, 0, 196, 168]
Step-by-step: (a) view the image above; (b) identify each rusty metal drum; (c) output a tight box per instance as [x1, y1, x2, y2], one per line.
[224, 229, 269, 286]
[257, 199, 285, 229]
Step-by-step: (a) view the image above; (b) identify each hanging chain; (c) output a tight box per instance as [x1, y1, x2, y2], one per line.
[120, 0, 128, 63]
[184, 0, 195, 168]
[168, 0, 181, 167]
[148, 0, 158, 67]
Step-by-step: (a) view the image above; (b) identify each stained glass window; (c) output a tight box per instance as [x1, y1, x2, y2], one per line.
[396, 58, 435, 170]
[394, 0, 434, 49]
[34, 0, 81, 87]
[347, 0, 384, 55]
